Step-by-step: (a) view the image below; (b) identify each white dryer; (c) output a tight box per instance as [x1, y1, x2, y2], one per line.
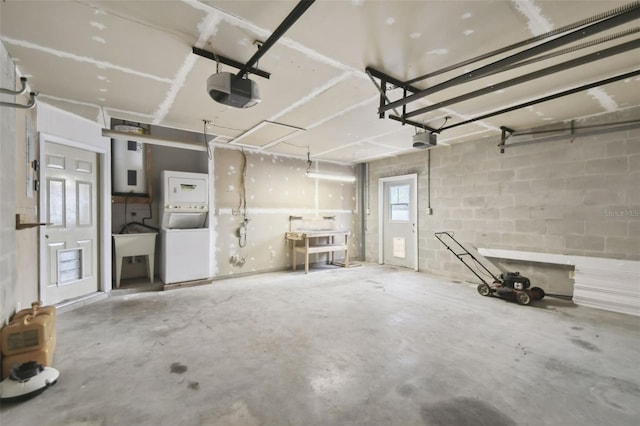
[159, 171, 210, 284]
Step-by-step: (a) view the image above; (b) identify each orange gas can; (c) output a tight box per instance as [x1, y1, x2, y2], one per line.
[12, 301, 56, 325]
[1, 301, 56, 356]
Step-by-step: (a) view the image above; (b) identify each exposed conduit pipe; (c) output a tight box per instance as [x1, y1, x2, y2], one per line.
[0, 92, 38, 109]
[0, 76, 28, 95]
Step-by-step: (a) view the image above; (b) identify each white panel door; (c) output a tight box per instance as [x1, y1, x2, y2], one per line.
[379, 174, 418, 270]
[42, 141, 99, 304]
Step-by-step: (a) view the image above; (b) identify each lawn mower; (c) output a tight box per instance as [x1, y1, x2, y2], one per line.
[434, 231, 545, 305]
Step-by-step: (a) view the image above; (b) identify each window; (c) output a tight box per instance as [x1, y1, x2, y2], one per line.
[389, 184, 410, 221]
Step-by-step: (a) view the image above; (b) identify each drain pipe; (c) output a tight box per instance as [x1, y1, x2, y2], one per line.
[427, 150, 432, 215]
[357, 163, 367, 261]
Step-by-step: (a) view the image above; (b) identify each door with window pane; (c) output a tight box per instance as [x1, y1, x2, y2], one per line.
[380, 174, 418, 270]
[41, 140, 99, 304]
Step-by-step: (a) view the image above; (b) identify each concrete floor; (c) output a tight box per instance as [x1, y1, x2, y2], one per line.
[2, 263, 639, 426]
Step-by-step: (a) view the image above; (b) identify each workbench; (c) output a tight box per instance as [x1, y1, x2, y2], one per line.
[285, 230, 350, 274]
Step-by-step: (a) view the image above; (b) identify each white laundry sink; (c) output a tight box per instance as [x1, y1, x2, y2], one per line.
[112, 233, 157, 288]
[112, 233, 157, 256]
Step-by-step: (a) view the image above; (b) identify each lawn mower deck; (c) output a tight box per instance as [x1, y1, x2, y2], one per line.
[435, 232, 546, 306]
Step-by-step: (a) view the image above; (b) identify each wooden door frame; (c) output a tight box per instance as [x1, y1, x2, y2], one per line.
[378, 173, 418, 271]
[39, 132, 110, 304]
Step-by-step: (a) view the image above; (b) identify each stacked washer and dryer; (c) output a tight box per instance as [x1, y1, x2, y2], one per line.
[159, 171, 210, 284]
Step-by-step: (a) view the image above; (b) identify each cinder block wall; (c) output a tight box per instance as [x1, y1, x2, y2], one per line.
[0, 42, 17, 324]
[365, 108, 639, 294]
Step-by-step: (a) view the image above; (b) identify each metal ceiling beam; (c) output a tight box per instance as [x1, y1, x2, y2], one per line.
[483, 27, 640, 79]
[405, 38, 640, 119]
[439, 69, 640, 132]
[387, 114, 437, 132]
[192, 47, 271, 79]
[403, 1, 640, 85]
[365, 66, 422, 93]
[237, 0, 315, 78]
[380, 5, 640, 114]
[366, 67, 437, 131]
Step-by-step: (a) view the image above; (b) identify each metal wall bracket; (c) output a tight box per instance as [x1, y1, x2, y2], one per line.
[500, 126, 514, 154]
[192, 47, 271, 79]
[498, 120, 640, 152]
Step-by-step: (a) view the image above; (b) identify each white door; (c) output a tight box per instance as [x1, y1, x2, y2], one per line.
[41, 141, 99, 304]
[379, 174, 418, 270]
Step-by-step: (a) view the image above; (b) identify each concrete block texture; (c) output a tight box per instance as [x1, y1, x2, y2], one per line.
[565, 235, 605, 252]
[0, 43, 16, 324]
[366, 107, 640, 286]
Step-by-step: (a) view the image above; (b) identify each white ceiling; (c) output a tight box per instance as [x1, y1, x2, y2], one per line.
[1, 0, 638, 164]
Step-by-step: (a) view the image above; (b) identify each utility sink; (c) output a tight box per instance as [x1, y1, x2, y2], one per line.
[112, 233, 157, 288]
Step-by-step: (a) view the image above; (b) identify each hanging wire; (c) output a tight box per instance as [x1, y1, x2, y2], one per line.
[240, 149, 248, 215]
[281, 141, 309, 150]
[436, 116, 451, 133]
[239, 149, 248, 248]
[306, 149, 312, 175]
[123, 193, 130, 234]
[207, 122, 245, 132]
[202, 120, 212, 159]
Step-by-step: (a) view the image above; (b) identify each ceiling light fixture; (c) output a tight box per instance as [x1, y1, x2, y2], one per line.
[305, 151, 355, 182]
[306, 172, 356, 182]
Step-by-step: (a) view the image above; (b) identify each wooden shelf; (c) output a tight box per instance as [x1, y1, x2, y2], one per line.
[112, 195, 152, 204]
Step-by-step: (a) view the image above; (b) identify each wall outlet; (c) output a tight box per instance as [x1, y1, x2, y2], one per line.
[270, 250, 276, 258]
[427, 208, 433, 215]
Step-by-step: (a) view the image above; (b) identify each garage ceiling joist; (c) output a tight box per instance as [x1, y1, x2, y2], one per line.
[378, 3, 640, 115]
[367, 2, 640, 138]
[408, 37, 640, 119]
[442, 68, 640, 133]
